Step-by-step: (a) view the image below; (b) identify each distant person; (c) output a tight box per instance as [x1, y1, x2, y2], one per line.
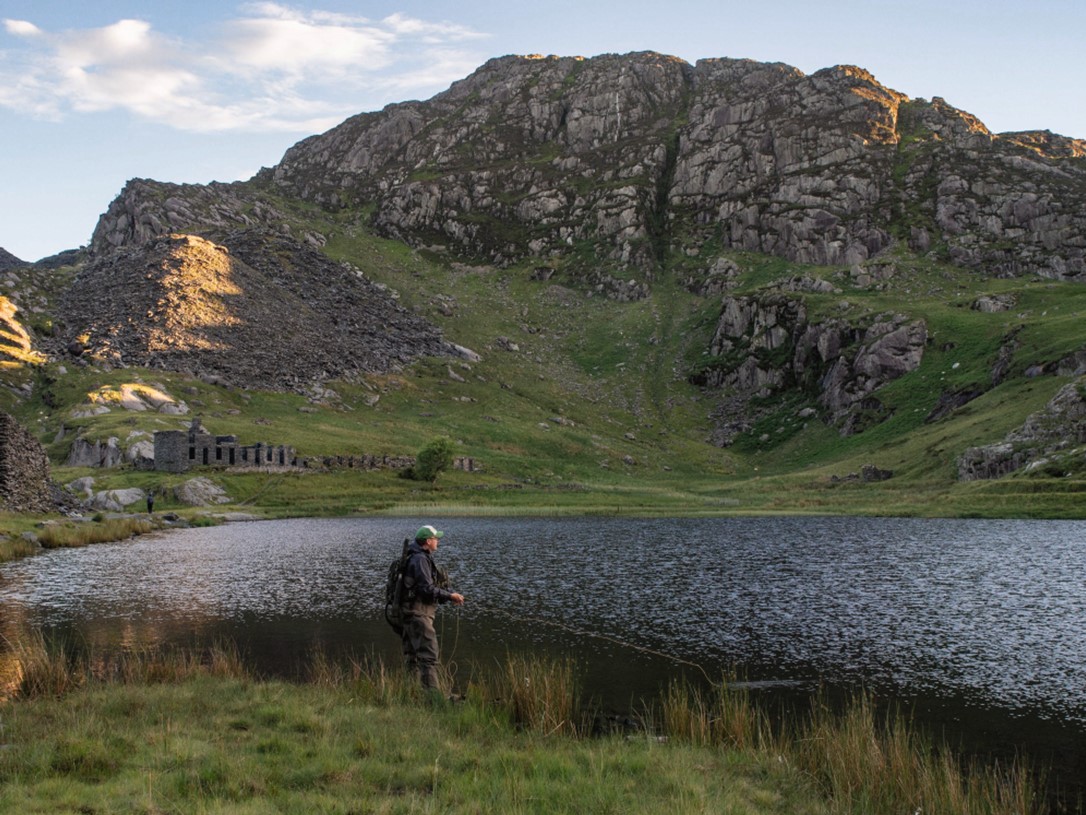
[399, 524, 465, 693]
[146, 490, 154, 513]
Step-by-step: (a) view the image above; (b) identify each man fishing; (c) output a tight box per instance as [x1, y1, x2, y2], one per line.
[399, 524, 465, 693]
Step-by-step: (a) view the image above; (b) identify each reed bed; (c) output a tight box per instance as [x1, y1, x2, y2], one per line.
[1, 638, 1049, 814]
[35, 517, 158, 549]
[657, 678, 1044, 815]
[0, 534, 39, 562]
[795, 694, 1042, 815]
[6, 633, 249, 698]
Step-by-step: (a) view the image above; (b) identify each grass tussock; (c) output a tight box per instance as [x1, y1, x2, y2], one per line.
[0, 640, 1049, 815]
[35, 517, 158, 549]
[796, 694, 1041, 815]
[6, 633, 249, 698]
[658, 678, 1043, 815]
[493, 653, 580, 736]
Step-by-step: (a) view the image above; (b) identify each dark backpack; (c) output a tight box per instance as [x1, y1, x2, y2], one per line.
[383, 539, 453, 634]
[383, 539, 412, 634]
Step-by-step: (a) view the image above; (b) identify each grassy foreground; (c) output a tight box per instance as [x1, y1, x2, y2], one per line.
[0, 641, 1044, 814]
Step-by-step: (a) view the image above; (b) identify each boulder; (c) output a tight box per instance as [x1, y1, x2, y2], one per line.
[173, 477, 230, 506]
[88, 488, 148, 512]
[126, 439, 155, 467]
[65, 476, 96, 498]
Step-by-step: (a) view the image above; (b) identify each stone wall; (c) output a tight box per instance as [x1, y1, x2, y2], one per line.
[153, 419, 477, 474]
[299, 454, 478, 472]
[0, 411, 54, 513]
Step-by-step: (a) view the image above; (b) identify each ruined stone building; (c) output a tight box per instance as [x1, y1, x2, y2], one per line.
[153, 417, 295, 474]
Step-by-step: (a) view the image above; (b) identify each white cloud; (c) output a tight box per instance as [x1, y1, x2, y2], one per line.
[5, 19, 43, 37]
[223, 13, 395, 75]
[0, 4, 489, 133]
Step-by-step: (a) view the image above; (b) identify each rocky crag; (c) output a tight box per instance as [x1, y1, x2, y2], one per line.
[50, 231, 453, 390]
[0, 411, 55, 513]
[92, 52, 1086, 283]
[958, 378, 1086, 479]
[694, 292, 927, 439]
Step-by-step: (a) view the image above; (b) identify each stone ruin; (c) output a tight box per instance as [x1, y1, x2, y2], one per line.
[153, 417, 295, 474]
[0, 411, 55, 513]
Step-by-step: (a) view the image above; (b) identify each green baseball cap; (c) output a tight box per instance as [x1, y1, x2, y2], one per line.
[415, 524, 444, 540]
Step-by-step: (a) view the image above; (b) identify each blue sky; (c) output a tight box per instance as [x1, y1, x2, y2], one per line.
[2, 0, 1083, 262]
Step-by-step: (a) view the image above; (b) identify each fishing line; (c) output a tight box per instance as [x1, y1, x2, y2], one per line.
[459, 597, 714, 684]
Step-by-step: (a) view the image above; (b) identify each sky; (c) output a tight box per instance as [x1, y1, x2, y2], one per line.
[1, 1, 1083, 262]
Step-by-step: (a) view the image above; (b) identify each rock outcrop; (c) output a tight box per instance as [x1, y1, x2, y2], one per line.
[0, 411, 54, 513]
[65, 437, 124, 468]
[90, 53, 1086, 282]
[696, 293, 927, 438]
[54, 231, 453, 392]
[173, 477, 230, 506]
[91, 179, 300, 254]
[958, 378, 1086, 479]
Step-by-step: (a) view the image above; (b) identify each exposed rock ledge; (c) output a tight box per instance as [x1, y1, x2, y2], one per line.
[697, 293, 926, 440]
[957, 378, 1086, 479]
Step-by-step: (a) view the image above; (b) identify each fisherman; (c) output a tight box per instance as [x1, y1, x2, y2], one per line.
[400, 524, 465, 692]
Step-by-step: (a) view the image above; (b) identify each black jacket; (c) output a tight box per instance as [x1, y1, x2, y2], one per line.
[403, 541, 453, 605]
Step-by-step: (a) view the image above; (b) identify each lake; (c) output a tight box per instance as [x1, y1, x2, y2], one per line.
[2, 515, 1085, 797]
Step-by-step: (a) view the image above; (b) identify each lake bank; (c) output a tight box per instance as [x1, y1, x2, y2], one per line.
[0, 643, 1043, 815]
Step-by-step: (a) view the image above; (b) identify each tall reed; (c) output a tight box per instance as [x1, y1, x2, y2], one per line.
[0, 534, 40, 563]
[6, 634, 248, 699]
[6, 633, 86, 698]
[657, 679, 1042, 815]
[488, 653, 580, 736]
[661, 677, 777, 752]
[794, 693, 1042, 815]
[306, 648, 417, 707]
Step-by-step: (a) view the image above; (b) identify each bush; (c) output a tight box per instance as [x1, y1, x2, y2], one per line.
[403, 437, 455, 484]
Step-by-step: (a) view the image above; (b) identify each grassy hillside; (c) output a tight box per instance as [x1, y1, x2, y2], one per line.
[5, 198, 1086, 521]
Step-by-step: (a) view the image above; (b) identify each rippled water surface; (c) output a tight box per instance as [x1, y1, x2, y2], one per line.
[3, 516, 1086, 776]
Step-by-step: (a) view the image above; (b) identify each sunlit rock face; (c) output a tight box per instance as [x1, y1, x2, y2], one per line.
[90, 52, 1086, 282]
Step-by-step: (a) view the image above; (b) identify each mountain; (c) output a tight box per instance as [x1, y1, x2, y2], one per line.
[5, 51, 1086, 514]
[93, 52, 1086, 280]
[0, 247, 26, 272]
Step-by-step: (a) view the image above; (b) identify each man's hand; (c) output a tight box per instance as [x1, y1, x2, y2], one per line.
[449, 592, 465, 605]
